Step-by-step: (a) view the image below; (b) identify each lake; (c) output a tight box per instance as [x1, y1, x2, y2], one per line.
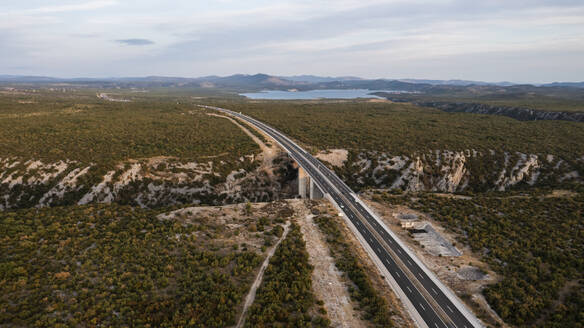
[240, 89, 401, 100]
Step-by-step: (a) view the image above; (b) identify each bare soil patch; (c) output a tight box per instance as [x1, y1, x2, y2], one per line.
[289, 199, 368, 328]
[311, 200, 414, 328]
[315, 149, 348, 168]
[546, 189, 578, 198]
[159, 200, 297, 326]
[367, 98, 393, 103]
[158, 201, 293, 255]
[360, 195, 507, 327]
[207, 113, 283, 177]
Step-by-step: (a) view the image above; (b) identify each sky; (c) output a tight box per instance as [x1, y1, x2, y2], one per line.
[1, 0, 583, 83]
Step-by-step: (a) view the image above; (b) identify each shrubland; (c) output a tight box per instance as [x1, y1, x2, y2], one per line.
[378, 191, 584, 327]
[211, 101, 583, 160]
[0, 93, 258, 166]
[246, 223, 330, 327]
[0, 204, 265, 327]
[314, 216, 395, 327]
[208, 100, 584, 192]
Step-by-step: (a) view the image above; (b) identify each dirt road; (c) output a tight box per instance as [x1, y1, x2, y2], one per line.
[289, 199, 368, 328]
[235, 221, 291, 328]
[207, 113, 281, 176]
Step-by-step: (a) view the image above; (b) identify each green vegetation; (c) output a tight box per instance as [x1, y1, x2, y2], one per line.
[378, 85, 584, 112]
[378, 191, 584, 327]
[2, 87, 583, 328]
[545, 286, 584, 328]
[211, 101, 584, 161]
[246, 223, 330, 327]
[233, 116, 269, 144]
[0, 204, 263, 327]
[314, 216, 395, 327]
[0, 92, 269, 209]
[0, 93, 259, 166]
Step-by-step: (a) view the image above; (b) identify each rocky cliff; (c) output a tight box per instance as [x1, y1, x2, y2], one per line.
[331, 150, 582, 192]
[418, 102, 584, 122]
[0, 154, 296, 210]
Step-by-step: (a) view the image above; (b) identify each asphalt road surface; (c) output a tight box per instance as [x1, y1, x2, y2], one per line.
[205, 105, 480, 328]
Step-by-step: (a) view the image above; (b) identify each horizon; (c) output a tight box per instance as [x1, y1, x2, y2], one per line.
[2, 1, 584, 83]
[0, 72, 581, 85]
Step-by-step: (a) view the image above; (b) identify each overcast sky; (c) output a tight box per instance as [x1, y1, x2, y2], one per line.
[1, 0, 583, 82]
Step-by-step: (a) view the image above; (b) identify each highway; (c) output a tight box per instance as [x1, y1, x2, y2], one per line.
[203, 105, 480, 328]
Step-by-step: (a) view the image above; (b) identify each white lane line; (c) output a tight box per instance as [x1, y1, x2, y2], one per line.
[434, 323, 439, 328]
[447, 305, 454, 313]
[406, 286, 412, 293]
[397, 249, 402, 254]
[407, 260, 412, 266]
[395, 271, 400, 278]
[419, 303, 426, 311]
[377, 247, 382, 253]
[432, 287, 438, 295]
[418, 272, 424, 279]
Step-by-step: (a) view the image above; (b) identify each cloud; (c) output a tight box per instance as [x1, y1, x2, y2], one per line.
[32, 0, 118, 13]
[1, 0, 583, 81]
[115, 38, 155, 46]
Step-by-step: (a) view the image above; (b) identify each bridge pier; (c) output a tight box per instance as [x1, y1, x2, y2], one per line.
[298, 166, 308, 199]
[309, 178, 324, 199]
[298, 166, 323, 199]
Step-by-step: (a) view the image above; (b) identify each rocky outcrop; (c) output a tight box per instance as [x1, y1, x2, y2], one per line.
[0, 154, 297, 210]
[334, 150, 582, 192]
[418, 102, 584, 122]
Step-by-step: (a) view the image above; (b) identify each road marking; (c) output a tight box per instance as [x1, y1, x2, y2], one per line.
[219, 107, 479, 328]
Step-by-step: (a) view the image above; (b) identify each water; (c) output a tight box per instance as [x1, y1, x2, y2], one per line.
[240, 89, 400, 100]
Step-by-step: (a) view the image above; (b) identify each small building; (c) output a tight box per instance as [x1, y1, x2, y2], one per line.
[397, 213, 419, 229]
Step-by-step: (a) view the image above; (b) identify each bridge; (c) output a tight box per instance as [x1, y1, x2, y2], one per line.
[201, 105, 483, 328]
[297, 164, 324, 199]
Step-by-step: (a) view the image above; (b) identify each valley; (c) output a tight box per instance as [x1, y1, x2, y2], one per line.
[3, 1, 583, 327]
[0, 86, 582, 327]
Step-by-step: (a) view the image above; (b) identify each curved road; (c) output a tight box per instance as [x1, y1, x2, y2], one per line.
[203, 105, 481, 328]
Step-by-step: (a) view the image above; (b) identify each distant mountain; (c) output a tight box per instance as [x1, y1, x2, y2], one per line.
[311, 79, 429, 92]
[0, 75, 59, 82]
[2, 73, 582, 92]
[280, 75, 363, 83]
[0, 74, 299, 91]
[398, 79, 515, 87]
[113, 76, 195, 83]
[190, 74, 298, 90]
[541, 82, 584, 88]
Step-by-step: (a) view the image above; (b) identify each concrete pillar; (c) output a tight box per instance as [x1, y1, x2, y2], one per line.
[309, 178, 324, 200]
[298, 166, 308, 199]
